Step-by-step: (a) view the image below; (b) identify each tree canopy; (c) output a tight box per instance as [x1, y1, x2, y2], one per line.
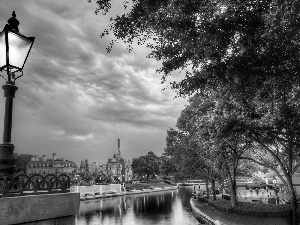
[132, 151, 160, 179]
[91, 0, 300, 98]
[91, 1, 300, 223]
[14, 153, 33, 174]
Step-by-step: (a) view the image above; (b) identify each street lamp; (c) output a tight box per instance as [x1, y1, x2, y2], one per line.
[0, 11, 35, 175]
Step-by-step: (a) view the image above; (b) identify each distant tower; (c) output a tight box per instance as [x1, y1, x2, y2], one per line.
[118, 138, 121, 156]
[85, 159, 89, 172]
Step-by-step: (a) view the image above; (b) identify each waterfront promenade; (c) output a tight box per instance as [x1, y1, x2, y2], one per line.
[190, 195, 292, 225]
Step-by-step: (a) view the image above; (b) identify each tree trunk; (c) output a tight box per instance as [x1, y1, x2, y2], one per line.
[226, 169, 237, 207]
[211, 178, 216, 200]
[205, 179, 209, 199]
[230, 179, 237, 207]
[287, 177, 298, 225]
[291, 191, 298, 225]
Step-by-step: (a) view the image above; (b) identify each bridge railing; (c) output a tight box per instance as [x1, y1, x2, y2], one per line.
[0, 174, 70, 198]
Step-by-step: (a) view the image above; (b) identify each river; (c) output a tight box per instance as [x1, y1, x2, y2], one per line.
[76, 186, 200, 225]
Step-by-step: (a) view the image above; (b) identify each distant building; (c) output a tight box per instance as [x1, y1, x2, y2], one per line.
[106, 138, 132, 182]
[235, 176, 253, 184]
[78, 139, 132, 182]
[264, 173, 278, 185]
[26, 153, 77, 175]
[79, 159, 107, 173]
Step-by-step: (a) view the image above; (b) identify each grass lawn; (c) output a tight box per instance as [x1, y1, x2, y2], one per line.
[193, 198, 292, 225]
[197, 195, 293, 225]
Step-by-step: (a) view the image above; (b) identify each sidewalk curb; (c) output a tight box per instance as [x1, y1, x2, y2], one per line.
[190, 198, 219, 225]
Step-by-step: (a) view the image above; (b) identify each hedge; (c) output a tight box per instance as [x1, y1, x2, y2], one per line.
[125, 183, 152, 190]
[202, 198, 291, 218]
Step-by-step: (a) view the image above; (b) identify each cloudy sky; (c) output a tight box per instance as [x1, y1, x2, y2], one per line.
[0, 0, 188, 165]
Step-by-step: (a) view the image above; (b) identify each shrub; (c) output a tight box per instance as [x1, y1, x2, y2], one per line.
[222, 194, 231, 201]
[148, 179, 165, 183]
[208, 198, 291, 218]
[164, 180, 175, 185]
[214, 190, 221, 195]
[208, 198, 234, 213]
[197, 196, 209, 203]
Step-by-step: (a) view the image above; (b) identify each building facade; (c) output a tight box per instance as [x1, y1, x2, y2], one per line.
[106, 138, 132, 182]
[79, 159, 107, 173]
[26, 153, 77, 175]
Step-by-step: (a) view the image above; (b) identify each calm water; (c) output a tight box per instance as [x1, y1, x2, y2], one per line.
[76, 187, 200, 225]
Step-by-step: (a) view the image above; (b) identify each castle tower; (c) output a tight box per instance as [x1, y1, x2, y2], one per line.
[118, 138, 121, 156]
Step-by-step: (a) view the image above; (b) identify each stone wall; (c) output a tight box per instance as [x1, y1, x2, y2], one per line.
[190, 198, 217, 225]
[72, 184, 121, 194]
[0, 193, 80, 225]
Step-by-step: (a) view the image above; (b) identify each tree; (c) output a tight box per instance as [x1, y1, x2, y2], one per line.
[175, 92, 254, 205]
[132, 152, 161, 180]
[164, 128, 191, 182]
[237, 87, 300, 223]
[132, 157, 147, 178]
[14, 153, 33, 174]
[165, 125, 223, 200]
[160, 153, 178, 177]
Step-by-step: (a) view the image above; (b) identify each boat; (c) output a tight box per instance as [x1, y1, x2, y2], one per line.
[95, 192, 102, 199]
[106, 190, 118, 197]
[85, 192, 95, 200]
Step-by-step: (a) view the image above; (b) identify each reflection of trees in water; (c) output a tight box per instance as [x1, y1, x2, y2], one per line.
[79, 197, 125, 218]
[177, 186, 194, 208]
[133, 193, 173, 215]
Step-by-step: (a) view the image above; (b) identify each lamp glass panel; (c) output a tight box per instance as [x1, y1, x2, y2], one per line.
[8, 31, 33, 71]
[0, 31, 6, 69]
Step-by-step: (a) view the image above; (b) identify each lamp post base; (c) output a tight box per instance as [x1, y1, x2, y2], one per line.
[0, 143, 16, 176]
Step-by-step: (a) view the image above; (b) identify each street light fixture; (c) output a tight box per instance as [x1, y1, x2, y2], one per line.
[0, 11, 35, 175]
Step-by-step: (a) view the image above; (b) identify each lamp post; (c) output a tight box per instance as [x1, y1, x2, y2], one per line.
[0, 11, 35, 175]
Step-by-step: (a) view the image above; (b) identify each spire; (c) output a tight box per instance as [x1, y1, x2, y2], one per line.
[118, 138, 121, 156]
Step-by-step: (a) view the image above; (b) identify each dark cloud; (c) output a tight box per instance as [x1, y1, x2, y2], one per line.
[35, 1, 71, 17]
[0, 0, 188, 164]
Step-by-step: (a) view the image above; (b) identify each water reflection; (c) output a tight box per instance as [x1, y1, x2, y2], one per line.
[77, 187, 199, 225]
